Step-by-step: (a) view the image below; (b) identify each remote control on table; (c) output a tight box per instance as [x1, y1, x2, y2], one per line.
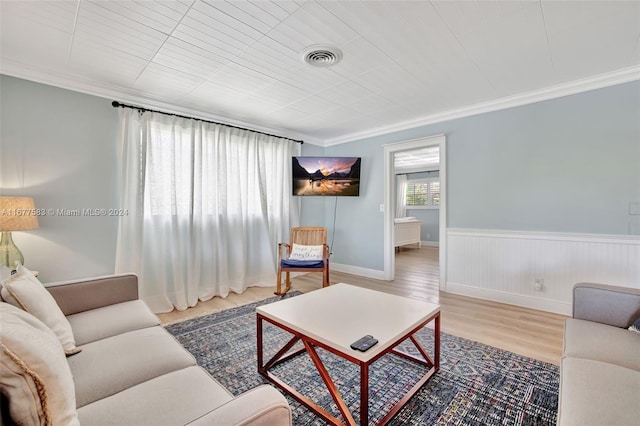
[350, 335, 379, 352]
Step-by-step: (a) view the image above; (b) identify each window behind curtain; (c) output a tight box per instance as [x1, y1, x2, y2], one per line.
[115, 109, 300, 313]
[144, 121, 290, 218]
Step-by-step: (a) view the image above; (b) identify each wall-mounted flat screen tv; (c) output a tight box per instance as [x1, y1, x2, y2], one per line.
[292, 156, 361, 196]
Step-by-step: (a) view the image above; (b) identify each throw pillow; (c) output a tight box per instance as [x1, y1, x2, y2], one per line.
[0, 303, 80, 425]
[289, 244, 324, 261]
[1, 264, 81, 355]
[629, 317, 640, 333]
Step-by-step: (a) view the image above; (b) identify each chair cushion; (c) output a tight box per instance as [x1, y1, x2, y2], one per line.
[1, 264, 80, 355]
[67, 300, 160, 345]
[68, 326, 196, 407]
[281, 259, 324, 268]
[77, 366, 233, 426]
[0, 303, 79, 425]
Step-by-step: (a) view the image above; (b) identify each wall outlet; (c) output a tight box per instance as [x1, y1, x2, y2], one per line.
[534, 278, 544, 291]
[426, 233, 430, 239]
[379, 204, 384, 212]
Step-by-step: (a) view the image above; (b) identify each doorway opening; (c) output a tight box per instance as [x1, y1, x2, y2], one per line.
[383, 135, 446, 291]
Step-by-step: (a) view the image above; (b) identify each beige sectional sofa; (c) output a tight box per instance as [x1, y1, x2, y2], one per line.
[557, 283, 640, 426]
[1, 271, 291, 425]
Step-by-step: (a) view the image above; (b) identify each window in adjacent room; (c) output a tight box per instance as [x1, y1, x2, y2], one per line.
[405, 178, 440, 208]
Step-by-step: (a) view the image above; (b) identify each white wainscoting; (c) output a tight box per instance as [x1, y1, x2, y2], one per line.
[446, 228, 640, 316]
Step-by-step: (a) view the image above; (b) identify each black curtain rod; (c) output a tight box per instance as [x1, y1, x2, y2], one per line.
[111, 101, 304, 144]
[398, 170, 440, 175]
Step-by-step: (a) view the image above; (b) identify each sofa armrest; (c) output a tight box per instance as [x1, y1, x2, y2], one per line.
[186, 385, 291, 426]
[45, 274, 139, 316]
[573, 283, 640, 328]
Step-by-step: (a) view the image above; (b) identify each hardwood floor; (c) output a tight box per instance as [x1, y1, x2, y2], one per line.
[158, 246, 567, 365]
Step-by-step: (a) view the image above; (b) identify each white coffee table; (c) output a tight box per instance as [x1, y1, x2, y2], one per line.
[257, 283, 441, 425]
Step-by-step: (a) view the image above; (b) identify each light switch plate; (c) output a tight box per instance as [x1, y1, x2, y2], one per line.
[629, 201, 640, 215]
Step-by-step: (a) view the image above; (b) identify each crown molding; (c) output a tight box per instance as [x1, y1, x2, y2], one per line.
[323, 64, 640, 146]
[3, 59, 638, 148]
[0, 60, 324, 146]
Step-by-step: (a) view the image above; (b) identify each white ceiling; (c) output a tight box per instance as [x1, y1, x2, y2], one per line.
[395, 146, 439, 173]
[1, 0, 639, 145]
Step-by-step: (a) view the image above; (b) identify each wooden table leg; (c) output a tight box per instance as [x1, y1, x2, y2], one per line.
[304, 340, 357, 426]
[257, 311, 441, 426]
[361, 362, 369, 426]
[435, 312, 440, 370]
[257, 315, 264, 372]
[378, 312, 440, 425]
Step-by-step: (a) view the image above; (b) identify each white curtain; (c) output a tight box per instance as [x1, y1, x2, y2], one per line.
[396, 174, 407, 218]
[115, 109, 300, 313]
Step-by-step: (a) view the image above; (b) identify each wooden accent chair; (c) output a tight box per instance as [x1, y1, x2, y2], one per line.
[275, 226, 330, 296]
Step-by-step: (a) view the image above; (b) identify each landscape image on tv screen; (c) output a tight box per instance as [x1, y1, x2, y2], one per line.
[292, 156, 361, 196]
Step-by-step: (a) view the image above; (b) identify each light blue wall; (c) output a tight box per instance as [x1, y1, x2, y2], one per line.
[402, 172, 440, 243]
[0, 75, 119, 282]
[302, 80, 640, 271]
[301, 139, 385, 268]
[446, 86, 640, 232]
[298, 143, 327, 229]
[3, 75, 638, 279]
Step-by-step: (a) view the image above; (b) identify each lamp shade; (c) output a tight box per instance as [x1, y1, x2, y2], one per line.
[0, 197, 39, 231]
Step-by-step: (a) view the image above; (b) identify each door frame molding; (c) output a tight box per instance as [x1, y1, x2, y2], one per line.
[383, 134, 447, 290]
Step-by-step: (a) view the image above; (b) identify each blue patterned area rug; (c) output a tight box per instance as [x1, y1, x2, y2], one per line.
[165, 292, 559, 425]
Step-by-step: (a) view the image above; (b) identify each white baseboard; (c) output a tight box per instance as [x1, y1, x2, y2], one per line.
[446, 282, 572, 316]
[421, 241, 439, 247]
[331, 263, 387, 281]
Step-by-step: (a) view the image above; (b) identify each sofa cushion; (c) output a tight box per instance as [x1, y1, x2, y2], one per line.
[77, 366, 232, 425]
[67, 300, 160, 345]
[46, 274, 139, 316]
[1, 265, 80, 355]
[0, 303, 79, 425]
[187, 385, 292, 426]
[557, 357, 640, 426]
[563, 318, 640, 371]
[573, 283, 640, 328]
[68, 326, 196, 407]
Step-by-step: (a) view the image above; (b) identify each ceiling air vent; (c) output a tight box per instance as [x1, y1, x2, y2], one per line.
[301, 45, 343, 68]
